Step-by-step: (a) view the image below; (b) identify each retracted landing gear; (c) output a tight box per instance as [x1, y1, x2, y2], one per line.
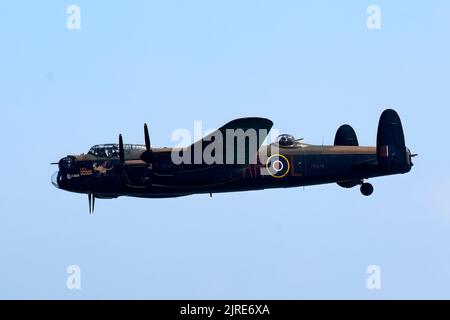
[360, 182, 374, 196]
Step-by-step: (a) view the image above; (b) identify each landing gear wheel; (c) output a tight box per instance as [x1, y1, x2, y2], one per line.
[360, 183, 374, 196]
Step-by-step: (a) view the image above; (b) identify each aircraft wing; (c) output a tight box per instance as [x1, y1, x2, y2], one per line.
[184, 117, 273, 166]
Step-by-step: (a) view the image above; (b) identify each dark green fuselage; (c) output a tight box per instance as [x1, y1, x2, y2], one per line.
[53, 144, 412, 199]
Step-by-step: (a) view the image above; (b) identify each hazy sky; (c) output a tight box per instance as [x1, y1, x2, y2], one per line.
[1, 1, 450, 299]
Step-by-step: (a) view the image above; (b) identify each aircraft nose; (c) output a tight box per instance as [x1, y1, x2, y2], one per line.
[59, 156, 76, 169]
[51, 171, 60, 188]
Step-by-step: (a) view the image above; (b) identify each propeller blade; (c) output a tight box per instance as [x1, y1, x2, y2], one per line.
[144, 123, 151, 151]
[88, 193, 92, 214]
[119, 134, 124, 163]
[92, 195, 95, 214]
[140, 124, 154, 164]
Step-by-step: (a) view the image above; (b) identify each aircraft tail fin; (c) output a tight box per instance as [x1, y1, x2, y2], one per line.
[334, 124, 359, 146]
[376, 109, 411, 172]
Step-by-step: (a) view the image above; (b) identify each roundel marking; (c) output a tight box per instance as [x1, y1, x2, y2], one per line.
[266, 154, 290, 178]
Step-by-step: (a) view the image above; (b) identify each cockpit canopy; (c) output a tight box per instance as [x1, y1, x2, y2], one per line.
[87, 144, 146, 158]
[277, 134, 297, 147]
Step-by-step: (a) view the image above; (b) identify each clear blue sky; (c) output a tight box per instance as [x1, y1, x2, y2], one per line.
[1, 0, 449, 299]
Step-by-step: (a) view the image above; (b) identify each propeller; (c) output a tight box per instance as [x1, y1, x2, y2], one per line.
[140, 123, 154, 166]
[144, 123, 151, 151]
[114, 133, 127, 172]
[119, 134, 125, 163]
[115, 133, 132, 180]
[113, 134, 125, 172]
[116, 127, 153, 188]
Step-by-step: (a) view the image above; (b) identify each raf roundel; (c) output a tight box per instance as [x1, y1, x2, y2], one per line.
[266, 154, 290, 178]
